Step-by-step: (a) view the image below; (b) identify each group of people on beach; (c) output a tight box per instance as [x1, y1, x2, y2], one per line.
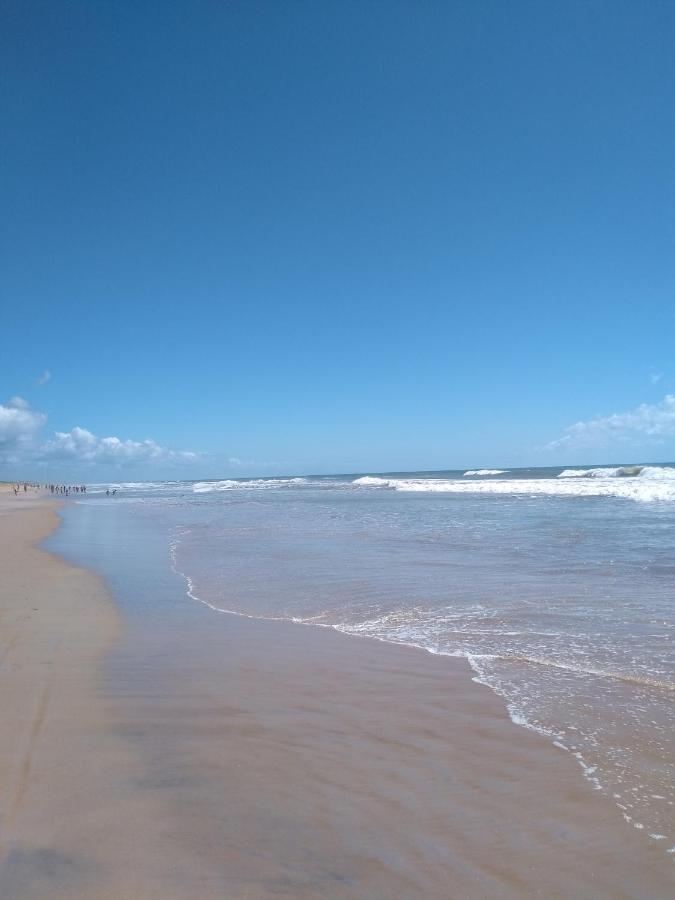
[8, 482, 119, 497]
[11, 482, 35, 495]
[45, 484, 87, 495]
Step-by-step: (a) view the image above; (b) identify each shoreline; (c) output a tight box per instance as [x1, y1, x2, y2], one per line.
[169, 543, 670, 829]
[0, 496, 673, 897]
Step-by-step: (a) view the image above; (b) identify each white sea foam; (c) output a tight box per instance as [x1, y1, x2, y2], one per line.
[557, 465, 675, 480]
[352, 470, 675, 502]
[463, 469, 507, 476]
[193, 477, 307, 492]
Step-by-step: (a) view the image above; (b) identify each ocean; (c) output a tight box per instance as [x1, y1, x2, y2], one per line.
[52, 464, 675, 853]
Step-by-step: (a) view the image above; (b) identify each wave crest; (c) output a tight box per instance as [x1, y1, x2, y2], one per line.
[558, 465, 675, 480]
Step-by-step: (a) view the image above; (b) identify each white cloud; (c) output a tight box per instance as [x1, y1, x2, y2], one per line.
[36, 370, 51, 385]
[0, 397, 199, 470]
[0, 397, 46, 449]
[546, 395, 675, 451]
[40, 427, 200, 466]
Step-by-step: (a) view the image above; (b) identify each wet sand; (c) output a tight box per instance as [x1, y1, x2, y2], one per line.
[0, 495, 673, 898]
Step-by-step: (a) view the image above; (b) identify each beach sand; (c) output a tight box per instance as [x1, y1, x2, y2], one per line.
[0, 495, 672, 898]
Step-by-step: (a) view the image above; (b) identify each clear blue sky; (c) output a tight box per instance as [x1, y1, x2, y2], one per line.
[1, 1, 673, 478]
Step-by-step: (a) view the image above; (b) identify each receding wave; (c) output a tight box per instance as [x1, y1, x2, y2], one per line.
[463, 469, 507, 476]
[497, 654, 675, 691]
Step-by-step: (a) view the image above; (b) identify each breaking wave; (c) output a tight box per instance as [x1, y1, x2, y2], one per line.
[557, 466, 674, 479]
[352, 469, 675, 502]
[193, 478, 308, 492]
[463, 469, 507, 476]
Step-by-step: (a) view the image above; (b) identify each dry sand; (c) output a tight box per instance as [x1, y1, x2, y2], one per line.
[0, 494, 672, 898]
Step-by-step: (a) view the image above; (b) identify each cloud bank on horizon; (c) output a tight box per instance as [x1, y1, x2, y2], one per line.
[0, 396, 199, 473]
[546, 395, 675, 452]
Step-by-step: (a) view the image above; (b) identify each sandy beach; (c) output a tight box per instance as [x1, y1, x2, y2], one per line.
[0, 493, 673, 898]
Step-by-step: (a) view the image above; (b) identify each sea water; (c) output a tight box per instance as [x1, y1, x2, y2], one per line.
[61, 465, 675, 851]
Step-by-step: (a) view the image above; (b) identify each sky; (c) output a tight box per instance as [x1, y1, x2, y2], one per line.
[1, 0, 674, 479]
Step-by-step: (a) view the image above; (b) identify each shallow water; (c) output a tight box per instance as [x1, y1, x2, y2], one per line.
[56, 465, 675, 852]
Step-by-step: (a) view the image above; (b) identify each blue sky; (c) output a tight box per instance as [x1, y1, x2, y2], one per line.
[1, 1, 673, 478]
